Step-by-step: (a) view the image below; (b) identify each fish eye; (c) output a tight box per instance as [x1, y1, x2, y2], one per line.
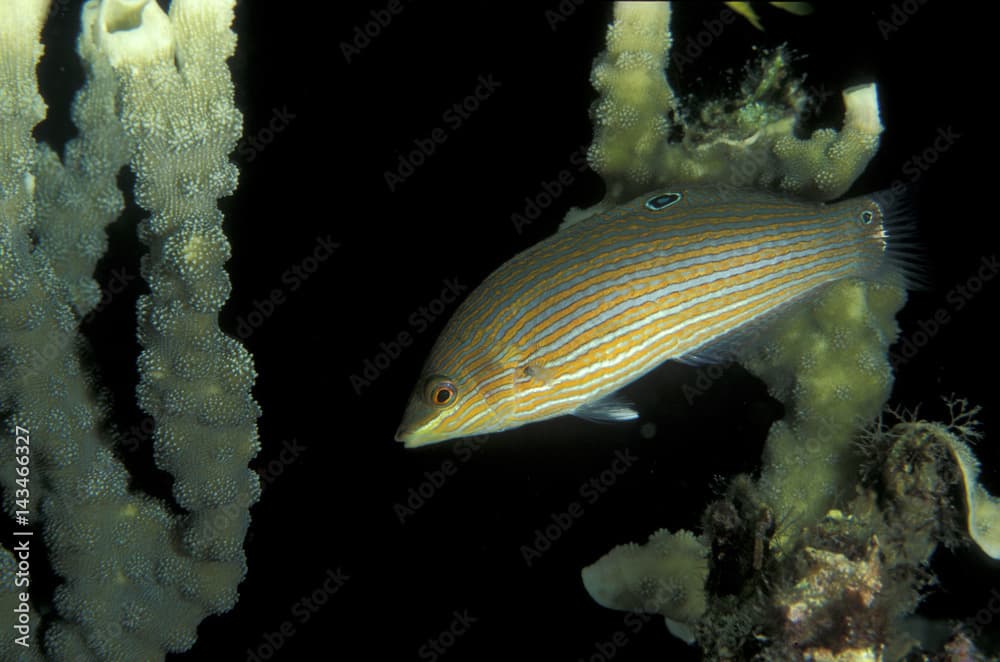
[645, 192, 682, 211]
[424, 376, 457, 408]
[860, 210, 874, 225]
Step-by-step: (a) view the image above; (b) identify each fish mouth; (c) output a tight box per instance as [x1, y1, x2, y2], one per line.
[394, 425, 412, 445]
[394, 424, 451, 448]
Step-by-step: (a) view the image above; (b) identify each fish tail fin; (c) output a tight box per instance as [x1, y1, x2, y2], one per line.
[871, 186, 927, 291]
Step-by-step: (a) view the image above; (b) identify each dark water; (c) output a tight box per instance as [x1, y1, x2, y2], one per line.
[21, 1, 1000, 660]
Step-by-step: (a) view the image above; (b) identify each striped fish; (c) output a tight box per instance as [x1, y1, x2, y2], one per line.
[396, 187, 909, 447]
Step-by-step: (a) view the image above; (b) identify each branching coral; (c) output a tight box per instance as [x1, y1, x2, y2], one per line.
[578, 3, 998, 658]
[0, 1, 258, 659]
[586, 2, 883, 204]
[739, 278, 907, 551]
[582, 529, 709, 643]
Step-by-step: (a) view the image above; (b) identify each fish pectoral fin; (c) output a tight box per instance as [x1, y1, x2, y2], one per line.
[514, 362, 553, 385]
[573, 394, 639, 422]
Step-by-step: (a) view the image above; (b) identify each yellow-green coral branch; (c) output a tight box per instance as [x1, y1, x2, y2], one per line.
[587, 2, 882, 203]
[581, 528, 708, 642]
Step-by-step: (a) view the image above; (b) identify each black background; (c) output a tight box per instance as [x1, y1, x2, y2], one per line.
[23, 1, 1000, 660]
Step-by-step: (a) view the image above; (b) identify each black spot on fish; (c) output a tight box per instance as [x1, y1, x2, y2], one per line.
[645, 192, 682, 211]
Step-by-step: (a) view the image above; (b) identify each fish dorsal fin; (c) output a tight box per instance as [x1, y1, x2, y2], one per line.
[573, 393, 639, 422]
[559, 199, 613, 232]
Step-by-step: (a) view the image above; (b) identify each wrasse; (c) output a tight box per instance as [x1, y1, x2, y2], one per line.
[396, 188, 911, 447]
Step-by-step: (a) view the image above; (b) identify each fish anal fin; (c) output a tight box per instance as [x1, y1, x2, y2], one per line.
[574, 393, 639, 423]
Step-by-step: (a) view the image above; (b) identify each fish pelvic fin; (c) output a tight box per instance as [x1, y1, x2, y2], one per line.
[573, 393, 639, 423]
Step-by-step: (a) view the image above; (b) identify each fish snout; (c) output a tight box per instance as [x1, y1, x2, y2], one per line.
[394, 424, 412, 444]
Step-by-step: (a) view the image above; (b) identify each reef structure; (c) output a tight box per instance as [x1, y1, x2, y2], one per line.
[585, 2, 882, 204]
[0, 1, 258, 659]
[578, 3, 1000, 659]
